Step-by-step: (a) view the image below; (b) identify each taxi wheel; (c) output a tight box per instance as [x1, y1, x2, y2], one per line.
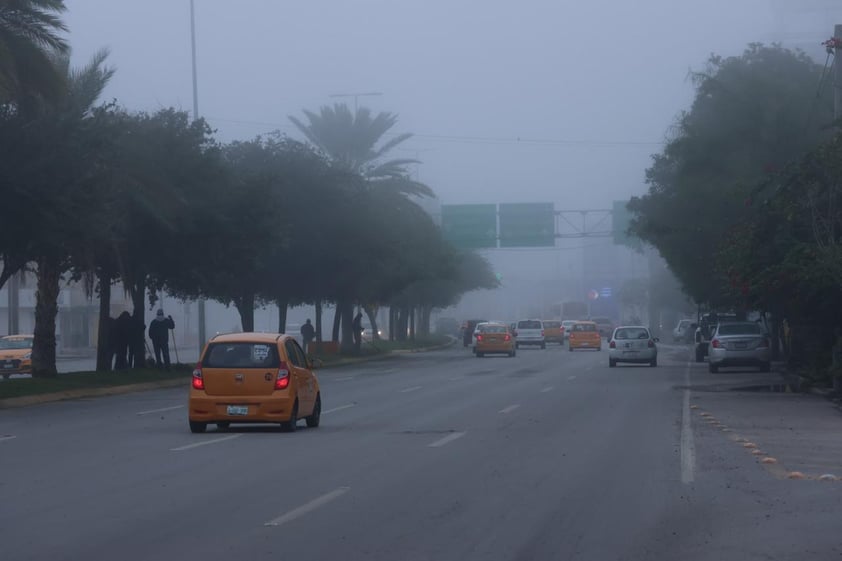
[609, 359, 616, 367]
[510, 350, 516, 357]
[216, 422, 230, 430]
[306, 394, 321, 428]
[283, 400, 299, 432]
[568, 346, 574, 352]
[541, 343, 546, 350]
[189, 421, 207, 434]
[476, 352, 484, 358]
[650, 358, 657, 367]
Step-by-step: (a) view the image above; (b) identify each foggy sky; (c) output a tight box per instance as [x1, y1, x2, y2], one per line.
[64, 0, 837, 211]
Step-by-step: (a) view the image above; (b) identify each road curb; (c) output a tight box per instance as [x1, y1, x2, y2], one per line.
[0, 338, 457, 408]
[0, 378, 188, 409]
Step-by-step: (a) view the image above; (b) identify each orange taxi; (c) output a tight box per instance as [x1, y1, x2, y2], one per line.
[474, 322, 516, 358]
[568, 321, 602, 351]
[0, 335, 34, 378]
[541, 320, 565, 345]
[188, 333, 321, 433]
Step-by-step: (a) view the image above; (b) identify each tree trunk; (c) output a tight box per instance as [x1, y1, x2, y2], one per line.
[331, 304, 341, 342]
[130, 276, 147, 369]
[277, 298, 289, 333]
[396, 307, 408, 341]
[31, 256, 60, 377]
[388, 307, 396, 341]
[419, 305, 432, 337]
[96, 272, 113, 371]
[409, 307, 416, 341]
[364, 305, 380, 341]
[236, 293, 255, 332]
[339, 299, 355, 354]
[315, 299, 323, 343]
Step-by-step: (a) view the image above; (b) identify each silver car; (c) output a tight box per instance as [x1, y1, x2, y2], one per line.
[708, 321, 771, 373]
[608, 326, 658, 367]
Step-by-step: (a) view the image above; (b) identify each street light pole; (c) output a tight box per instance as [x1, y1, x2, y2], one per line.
[190, 0, 206, 351]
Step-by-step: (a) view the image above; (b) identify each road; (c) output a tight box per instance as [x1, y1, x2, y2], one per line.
[2, 343, 841, 560]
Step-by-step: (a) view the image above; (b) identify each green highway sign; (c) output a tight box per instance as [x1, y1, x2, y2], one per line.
[441, 204, 497, 249]
[499, 203, 555, 247]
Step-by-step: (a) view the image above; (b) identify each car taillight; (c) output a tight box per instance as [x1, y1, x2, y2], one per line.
[504, 334, 511, 341]
[609, 340, 616, 348]
[759, 337, 769, 348]
[191, 365, 204, 390]
[275, 363, 290, 390]
[476, 334, 483, 342]
[711, 339, 721, 349]
[648, 339, 655, 348]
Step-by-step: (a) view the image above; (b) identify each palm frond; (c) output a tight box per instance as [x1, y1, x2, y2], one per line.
[366, 158, 419, 179]
[369, 176, 435, 199]
[371, 132, 413, 160]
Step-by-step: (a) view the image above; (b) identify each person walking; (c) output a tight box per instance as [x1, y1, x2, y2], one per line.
[148, 309, 175, 370]
[300, 319, 316, 354]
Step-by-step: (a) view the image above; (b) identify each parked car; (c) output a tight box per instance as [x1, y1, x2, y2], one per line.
[590, 316, 615, 337]
[514, 319, 545, 349]
[568, 321, 602, 351]
[672, 319, 693, 342]
[188, 332, 321, 433]
[609, 326, 658, 367]
[708, 321, 771, 373]
[473, 322, 516, 358]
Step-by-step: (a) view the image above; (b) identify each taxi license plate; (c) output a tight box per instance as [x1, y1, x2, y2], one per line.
[227, 405, 248, 416]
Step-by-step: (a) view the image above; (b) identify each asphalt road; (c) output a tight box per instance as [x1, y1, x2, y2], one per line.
[2, 343, 840, 560]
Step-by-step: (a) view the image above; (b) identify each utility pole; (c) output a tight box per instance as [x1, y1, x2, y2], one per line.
[328, 92, 383, 113]
[190, 0, 206, 350]
[834, 24, 842, 121]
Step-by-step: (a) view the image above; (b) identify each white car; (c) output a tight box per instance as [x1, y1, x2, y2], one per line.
[708, 321, 771, 373]
[514, 319, 546, 349]
[672, 319, 693, 342]
[608, 326, 658, 367]
[561, 320, 577, 341]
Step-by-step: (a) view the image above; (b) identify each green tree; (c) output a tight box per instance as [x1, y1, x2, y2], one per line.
[628, 44, 834, 307]
[0, 0, 69, 107]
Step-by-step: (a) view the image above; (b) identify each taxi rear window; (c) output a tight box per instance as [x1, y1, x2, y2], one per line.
[203, 342, 281, 368]
[573, 323, 597, 332]
[543, 321, 561, 328]
[479, 325, 508, 334]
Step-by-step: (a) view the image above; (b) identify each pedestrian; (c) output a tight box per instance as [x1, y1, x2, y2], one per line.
[352, 310, 364, 354]
[148, 309, 175, 370]
[114, 311, 133, 370]
[300, 319, 316, 354]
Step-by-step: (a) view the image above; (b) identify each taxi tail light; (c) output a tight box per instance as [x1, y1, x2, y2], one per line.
[275, 363, 291, 390]
[648, 339, 655, 348]
[711, 339, 721, 349]
[504, 334, 511, 341]
[476, 334, 483, 342]
[609, 340, 616, 349]
[191, 364, 204, 390]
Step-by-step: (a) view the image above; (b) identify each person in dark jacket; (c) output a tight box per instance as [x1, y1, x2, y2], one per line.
[300, 319, 316, 354]
[352, 311, 364, 354]
[114, 311, 133, 370]
[148, 309, 175, 370]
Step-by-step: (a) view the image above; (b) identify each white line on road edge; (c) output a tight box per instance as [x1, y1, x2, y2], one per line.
[322, 404, 356, 415]
[137, 405, 184, 416]
[428, 431, 467, 448]
[681, 362, 696, 484]
[540, 386, 554, 393]
[171, 434, 242, 452]
[0, 435, 17, 443]
[499, 404, 520, 414]
[400, 386, 423, 393]
[264, 487, 351, 527]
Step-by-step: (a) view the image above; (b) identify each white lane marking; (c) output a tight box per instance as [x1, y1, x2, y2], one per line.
[400, 386, 423, 393]
[137, 405, 184, 416]
[540, 386, 554, 393]
[428, 431, 467, 448]
[334, 376, 355, 381]
[567, 375, 577, 380]
[681, 362, 696, 484]
[264, 487, 351, 527]
[170, 433, 242, 452]
[322, 403, 356, 415]
[0, 435, 17, 443]
[499, 404, 520, 414]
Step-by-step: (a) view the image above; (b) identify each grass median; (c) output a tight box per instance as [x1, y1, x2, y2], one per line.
[0, 366, 191, 400]
[311, 334, 452, 366]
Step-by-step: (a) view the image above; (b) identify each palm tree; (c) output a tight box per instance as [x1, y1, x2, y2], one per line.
[290, 103, 434, 348]
[0, 0, 69, 105]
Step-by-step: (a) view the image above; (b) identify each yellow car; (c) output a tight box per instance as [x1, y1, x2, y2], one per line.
[568, 321, 602, 351]
[474, 322, 516, 358]
[188, 333, 321, 433]
[542, 320, 565, 345]
[0, 335, 34, 378]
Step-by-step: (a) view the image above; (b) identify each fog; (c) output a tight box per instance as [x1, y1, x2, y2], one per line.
[58, 0, 840, 331]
